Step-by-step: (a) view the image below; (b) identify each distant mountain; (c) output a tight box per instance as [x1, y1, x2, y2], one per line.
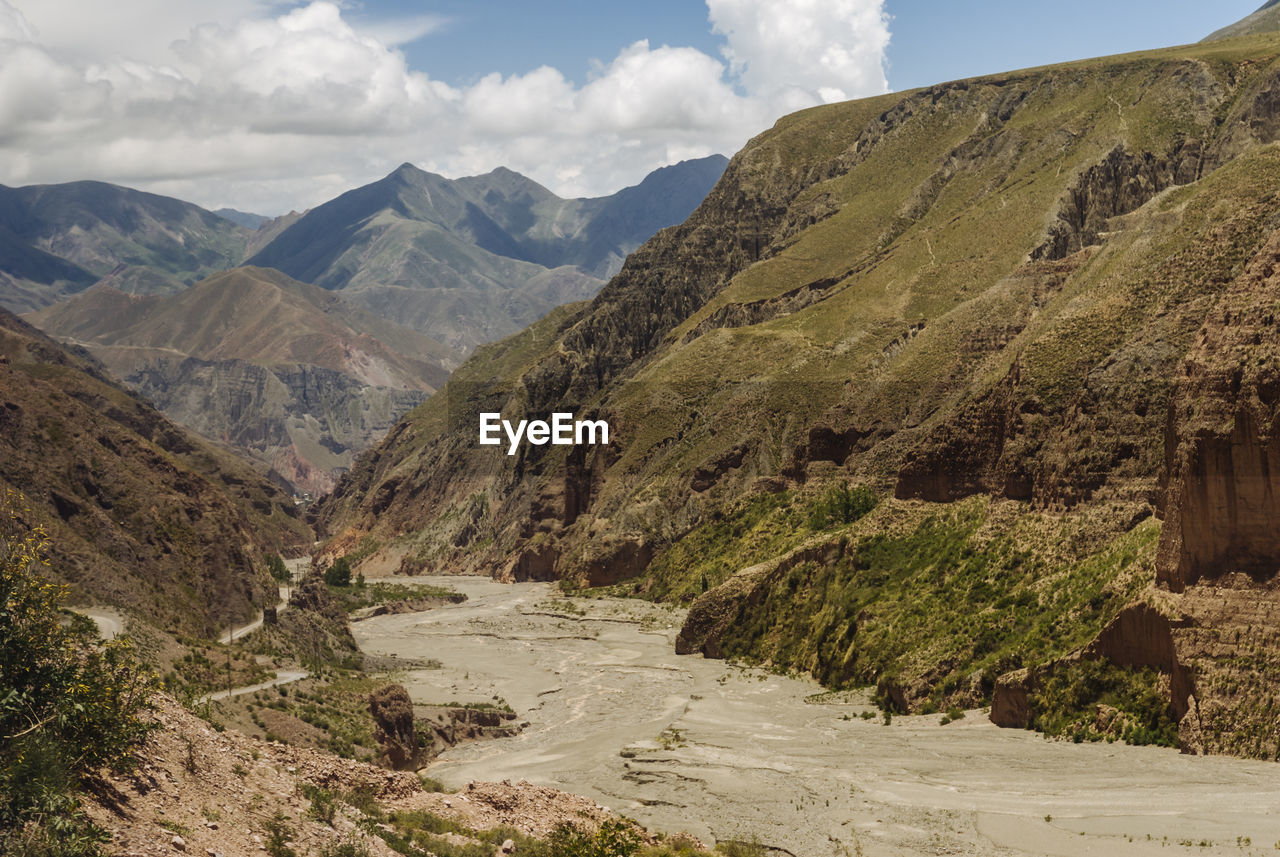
[0, 181, 251, 310]
[246, 156, 727, 351]
[0, 307, 310, 635]
[30, 266, 461, 495]
[214, 207, 271, 229]
[1205, 0, 1280, 40]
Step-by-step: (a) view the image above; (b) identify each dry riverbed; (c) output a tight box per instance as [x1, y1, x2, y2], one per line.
[352, 577, 1280, 857]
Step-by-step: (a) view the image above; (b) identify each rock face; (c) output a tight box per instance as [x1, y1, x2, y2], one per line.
[1158, 232, 1280, 590]
[416, 705, 522, 760]
[368, 684, 419, 770]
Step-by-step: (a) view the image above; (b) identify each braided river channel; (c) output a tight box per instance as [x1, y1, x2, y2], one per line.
[351, 576, 1280, 857]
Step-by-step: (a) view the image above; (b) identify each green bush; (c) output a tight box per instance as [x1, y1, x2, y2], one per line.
[539, 820, 642, 857]
[267, 554, 291, 583]
[0, 506, 157, 855]
[324, 557, 352, 588]
[807, 483, 877, 530]
[1028, 660, 1179, 747]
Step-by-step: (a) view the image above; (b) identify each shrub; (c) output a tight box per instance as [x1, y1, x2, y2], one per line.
[541, 820, 642, 857]
[807, 483, 877, 530]
[324, 558, 352, 588]
[267, 555, 291, 582]
[0, 503, 157, 854]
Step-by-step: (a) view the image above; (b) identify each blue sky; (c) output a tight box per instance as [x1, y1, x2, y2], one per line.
[370, 0, 1265, 91]
[0, 0, 1270, 213]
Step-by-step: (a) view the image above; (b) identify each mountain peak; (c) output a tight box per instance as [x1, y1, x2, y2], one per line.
[1204, 0, 1280, 40]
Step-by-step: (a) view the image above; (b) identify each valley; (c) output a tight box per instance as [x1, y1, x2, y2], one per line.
[10, 4, 1280, 855]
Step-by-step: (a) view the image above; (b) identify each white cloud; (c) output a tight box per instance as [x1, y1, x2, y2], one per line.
[0, 0, 890, 214]
[708, 0, 890, 104]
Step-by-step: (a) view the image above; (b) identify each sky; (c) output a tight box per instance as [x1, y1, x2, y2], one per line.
[0, 1, 1268, 215]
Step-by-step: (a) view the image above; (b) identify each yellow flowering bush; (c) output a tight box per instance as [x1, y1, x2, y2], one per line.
[0, 497, 157, 854]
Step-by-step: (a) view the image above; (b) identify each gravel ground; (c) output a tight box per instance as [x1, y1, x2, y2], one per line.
[353, 576, 1280, 857]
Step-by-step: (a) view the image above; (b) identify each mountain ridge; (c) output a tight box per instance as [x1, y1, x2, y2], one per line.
[30, 266, 461, 494]
[0, 306, 311, 634]
[245, 156, 728, 350]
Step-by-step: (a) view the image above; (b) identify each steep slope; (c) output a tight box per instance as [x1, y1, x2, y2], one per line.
[0, 181, 251, 310]
[0, 308, 311, 635]
[1205, 1, 1280, 41]
[314, 34, 1280, 757]
[246, 158, 726, 350]
[29, 267, 461, 494]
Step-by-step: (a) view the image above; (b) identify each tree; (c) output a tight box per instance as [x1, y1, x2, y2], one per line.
[266, 554, 290, 583]
[0, 499, 157, 854]
[324, 557, 351, 588]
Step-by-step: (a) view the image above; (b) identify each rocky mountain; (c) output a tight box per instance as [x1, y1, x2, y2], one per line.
[29, 266, 462, 495]
[0, 307, 311, 635]
[1205, 0, 1280, 40]
[0, 180, 252, 311]
[245, 156, 728, 351]
[313, 33, 1280, 758]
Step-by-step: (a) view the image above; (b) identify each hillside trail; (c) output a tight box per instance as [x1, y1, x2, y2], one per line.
[218, 556, 310, 644]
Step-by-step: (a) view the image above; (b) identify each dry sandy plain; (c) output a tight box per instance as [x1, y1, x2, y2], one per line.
[352, 577, 1280, 857]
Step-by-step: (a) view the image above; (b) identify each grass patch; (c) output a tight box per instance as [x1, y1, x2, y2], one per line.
[1029, 660, 1179, 748]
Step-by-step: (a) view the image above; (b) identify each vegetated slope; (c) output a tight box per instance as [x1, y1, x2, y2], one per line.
[1204, 0, 1280, 41]
[246, 157, 727, 351]
[0, 181, 251, 311]
[29, 267, 462, 495]
[312, 33, 1280, 758]
[0, 308, 311, 634]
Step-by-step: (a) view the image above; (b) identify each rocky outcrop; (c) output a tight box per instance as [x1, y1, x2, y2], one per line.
[675, 560, 773, 658]
[990, 668, 1037, 728]
[369, 684, 420, 770]
[416, 705, 522, 761]
[676, 540, 846, 658]
[1032, 142, 1203, 261]
[1158, 229, 1280, 590]
[991, 602, 1194, 737]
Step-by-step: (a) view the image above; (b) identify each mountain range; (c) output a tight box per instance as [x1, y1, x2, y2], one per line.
[0, 180, 251, 311]
[29, 267, 461, 494]
[244, 156, 728, 350]
[4, 157, 726, 491]
[1, 156, 728, 353]
[312, 27, 1280, 758]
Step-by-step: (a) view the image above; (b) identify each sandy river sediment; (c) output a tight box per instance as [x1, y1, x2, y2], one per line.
[352, 576, 1280, 857]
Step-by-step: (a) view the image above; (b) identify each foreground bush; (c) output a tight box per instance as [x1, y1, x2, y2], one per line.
[0, 502, 157, 854]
